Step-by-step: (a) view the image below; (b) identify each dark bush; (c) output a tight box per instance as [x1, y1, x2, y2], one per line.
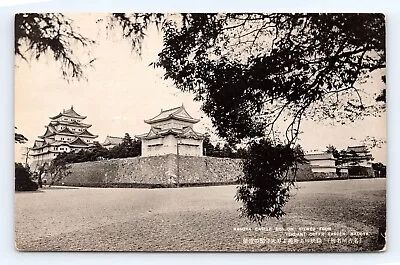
[15, 163, 38, 191]
[348, 166, 375, 177]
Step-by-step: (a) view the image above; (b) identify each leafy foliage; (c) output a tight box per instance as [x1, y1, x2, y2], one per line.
[372, 162, 386, 177]
[15, 13, 95, 79]
[202, 134, 247, 158]
[155, 13, 385, 144]
[15, 127, 28, 144]
[105, 13, 164, 55]
[47, 156, 71, 185]
[236, 139, 306, 222]
[15, 163, 38, 191]
[50, 134, 141, 166]
[109, 133, 141, 159]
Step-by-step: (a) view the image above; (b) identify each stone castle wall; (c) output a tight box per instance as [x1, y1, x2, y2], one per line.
[60, 156, 366, 187]
[61, 155, 243, 187]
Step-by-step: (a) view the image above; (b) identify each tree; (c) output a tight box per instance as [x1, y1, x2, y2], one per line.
[110, 133, 141, 158]
[15, 163, 38, 191]
[372, 162, 386, 178]
[21, 147, 31, 167]
[202, 134, 215, 156]
[153, 13, 385, 145]
[36, 163, 46, 188]
[221, 143, 234, 158]
[47, 154, 71, 185]
[236, 138, 305, 223]
[213, 143, 222, 157]
[326, 145, 340, 166]
[15, 128, 36, 191]
[89, 141, 110, 160]
[234, 147, 248, 159]
[326, 145, 339, 156]
[150, 13, 385, 221]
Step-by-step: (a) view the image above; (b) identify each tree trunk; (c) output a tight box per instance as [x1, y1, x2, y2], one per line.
[37, 166, 44, 188]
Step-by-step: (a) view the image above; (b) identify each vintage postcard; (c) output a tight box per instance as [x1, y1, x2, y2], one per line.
[14, 13, 386, 252]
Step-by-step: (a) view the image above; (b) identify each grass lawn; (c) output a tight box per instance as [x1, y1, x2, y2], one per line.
[14, 178, 386, 252]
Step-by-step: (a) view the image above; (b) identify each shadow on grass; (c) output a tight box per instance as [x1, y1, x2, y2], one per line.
[42, 186, 79, 190]
[15, 189, 45, 193]
[15, 187, 80, 193]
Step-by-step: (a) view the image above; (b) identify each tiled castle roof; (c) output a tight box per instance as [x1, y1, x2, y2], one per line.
[103, 136, 124, 146]
[144, 105, 200, 124]
[39, 125, 97, 138]
[347, 145, 369, 153]
[30, 136, 92, 152]
[304, 152, 336, 161]
[50, 106, 87, 119]
[50, 120, 92, 128]
[138, 126, 203, 140]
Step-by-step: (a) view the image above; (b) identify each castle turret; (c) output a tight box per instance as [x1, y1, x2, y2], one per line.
[137, 105, 204, 157]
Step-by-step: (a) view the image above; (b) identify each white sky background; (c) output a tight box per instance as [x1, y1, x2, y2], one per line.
[14, 13, 387, 163]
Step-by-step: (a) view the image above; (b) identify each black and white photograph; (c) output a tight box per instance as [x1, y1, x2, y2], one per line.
[14, 13, 386, 252]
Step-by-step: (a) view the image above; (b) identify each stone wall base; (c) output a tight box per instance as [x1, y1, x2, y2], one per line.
[60, 154, 243, 187]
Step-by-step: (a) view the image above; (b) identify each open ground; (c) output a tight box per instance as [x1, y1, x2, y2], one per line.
[15, 178, 386, 252]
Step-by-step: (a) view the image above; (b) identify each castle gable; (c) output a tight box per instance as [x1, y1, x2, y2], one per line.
[39, 126, 56, 138]
[68, 137, 89, 147]
[181, 127, 203, 140]
[58, 126, 75, 135]
[147, 127, 161, 138]
[144, 105, 200, 125]
[79, 129, 97, 138]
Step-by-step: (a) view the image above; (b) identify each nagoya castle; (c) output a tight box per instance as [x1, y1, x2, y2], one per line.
[30, 106, 98, 169]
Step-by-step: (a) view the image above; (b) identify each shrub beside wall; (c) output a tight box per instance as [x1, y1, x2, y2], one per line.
[15, 163, 38, 191]
[348, 166, 375, 178]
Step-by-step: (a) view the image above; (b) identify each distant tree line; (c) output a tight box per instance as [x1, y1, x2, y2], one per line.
[202, 135, 248, 159]
[53, 133, 141, 165]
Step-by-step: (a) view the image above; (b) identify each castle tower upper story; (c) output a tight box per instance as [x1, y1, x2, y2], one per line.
[137, 105, 204, 157]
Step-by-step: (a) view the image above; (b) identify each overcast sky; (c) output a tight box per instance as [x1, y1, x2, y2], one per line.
[14, 13, 386, 163]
